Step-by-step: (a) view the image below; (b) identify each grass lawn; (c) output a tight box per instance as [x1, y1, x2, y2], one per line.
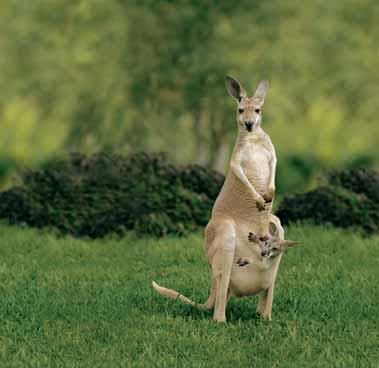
[0, 223, 378, 367]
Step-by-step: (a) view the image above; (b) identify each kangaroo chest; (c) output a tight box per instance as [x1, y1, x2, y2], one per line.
[241, 143, 271, 192]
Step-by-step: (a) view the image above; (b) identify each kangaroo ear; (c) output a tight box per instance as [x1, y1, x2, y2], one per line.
[269, 221, 279, 238]
[252, 80, 269, 107]
[225, 76, 247, 101]
[280, 240, 299, 248]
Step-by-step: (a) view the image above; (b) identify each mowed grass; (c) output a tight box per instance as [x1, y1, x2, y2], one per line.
[0, 223, 378, 367]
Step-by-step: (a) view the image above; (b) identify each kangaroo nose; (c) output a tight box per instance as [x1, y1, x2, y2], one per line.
[245, 121, 253, 131]
[261, 251, 267, 257]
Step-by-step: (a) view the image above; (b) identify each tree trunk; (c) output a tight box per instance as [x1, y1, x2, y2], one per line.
[193, 109, 209, 166]
[212, 140, 229, 173]
[208, 110, 230, 173]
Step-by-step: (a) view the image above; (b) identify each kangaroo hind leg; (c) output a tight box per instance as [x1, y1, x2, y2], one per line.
[211, 222, 236, 322]
[201, 276, 217, 310]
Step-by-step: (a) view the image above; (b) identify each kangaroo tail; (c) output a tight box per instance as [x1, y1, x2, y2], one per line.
[152, 281, 214, 310]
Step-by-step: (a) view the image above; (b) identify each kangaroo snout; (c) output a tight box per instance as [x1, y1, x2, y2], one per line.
[261, 250, 268, 257]
[244, 121, 254, 131]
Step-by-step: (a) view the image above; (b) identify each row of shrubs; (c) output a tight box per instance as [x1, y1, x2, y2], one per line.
[0, 152, 224, 237]
[275, 153, 376, 195]
[277, 167, 379, 234]
[0, 151, 378, 237]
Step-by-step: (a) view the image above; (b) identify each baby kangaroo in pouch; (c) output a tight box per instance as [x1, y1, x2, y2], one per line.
[153, 76, 291, 322]
[245, 230, 298, 262]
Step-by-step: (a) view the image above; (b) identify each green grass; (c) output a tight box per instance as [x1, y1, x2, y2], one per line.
[0, 223, 378, 367]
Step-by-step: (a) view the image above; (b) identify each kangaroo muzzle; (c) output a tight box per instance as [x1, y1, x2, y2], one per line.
[244, 121, 254, 132]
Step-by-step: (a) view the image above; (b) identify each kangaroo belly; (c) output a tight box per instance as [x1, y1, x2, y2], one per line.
[229, 232, 273, 297]
[230, 264, 273, 297]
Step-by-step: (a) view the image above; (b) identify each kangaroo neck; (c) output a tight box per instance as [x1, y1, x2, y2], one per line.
[235, 127, 265, 147]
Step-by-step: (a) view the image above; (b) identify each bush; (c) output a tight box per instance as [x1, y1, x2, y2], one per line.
[178, 164, 225, 200]
[0, 152, 225, 237]
[0, 157, 16, 181]
[275, 154, 322, 195]
[327, 167, 379, 203]
[276, 168, 379, 234]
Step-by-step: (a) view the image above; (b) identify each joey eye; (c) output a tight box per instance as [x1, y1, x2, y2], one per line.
[238, 108, 244, 114]
[254, 109, 260, 114]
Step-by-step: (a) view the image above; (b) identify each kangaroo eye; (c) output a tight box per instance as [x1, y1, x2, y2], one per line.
[254, 109, 260, 114]
[238, 108, 244, 114]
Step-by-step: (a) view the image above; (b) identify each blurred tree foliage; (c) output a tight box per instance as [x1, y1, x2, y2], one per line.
[1, 0, 378, 191]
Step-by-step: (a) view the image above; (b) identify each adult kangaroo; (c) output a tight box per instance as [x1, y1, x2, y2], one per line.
[153, 77, 288, 322]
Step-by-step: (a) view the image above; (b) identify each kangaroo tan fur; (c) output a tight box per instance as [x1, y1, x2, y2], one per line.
[153, 77, 290, 322]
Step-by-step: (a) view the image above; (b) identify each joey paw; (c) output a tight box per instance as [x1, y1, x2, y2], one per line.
[237, 258, 250, 267]
[248, 232, 259, 243]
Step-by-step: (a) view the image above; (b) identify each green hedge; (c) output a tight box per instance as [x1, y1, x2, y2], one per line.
[3, 153, 376, 237]
[276, 168, 379, 234]
[0, 152, 225, 237]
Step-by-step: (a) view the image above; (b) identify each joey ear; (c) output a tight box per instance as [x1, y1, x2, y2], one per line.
[280, 240, 299, 248]
[225, 76, 247, 101]
[252, 80, 269, 107]
[269, 221, 279, 238]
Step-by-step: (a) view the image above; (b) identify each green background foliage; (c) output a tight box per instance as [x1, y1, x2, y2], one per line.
[1, 0, 379, 192]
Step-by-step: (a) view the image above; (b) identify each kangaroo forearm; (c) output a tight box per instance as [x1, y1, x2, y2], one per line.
[230, 163, 259, 197]
[268, 158, 277, 188]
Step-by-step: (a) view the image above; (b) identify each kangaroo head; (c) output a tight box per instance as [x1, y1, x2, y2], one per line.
[225, 76, 269, 133]
[248, 232, 298, 259]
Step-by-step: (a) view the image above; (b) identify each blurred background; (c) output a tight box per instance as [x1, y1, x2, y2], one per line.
[1, 0, 378, 194]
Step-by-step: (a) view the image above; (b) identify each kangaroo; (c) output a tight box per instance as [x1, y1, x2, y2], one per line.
[153, 77, 286, 322]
